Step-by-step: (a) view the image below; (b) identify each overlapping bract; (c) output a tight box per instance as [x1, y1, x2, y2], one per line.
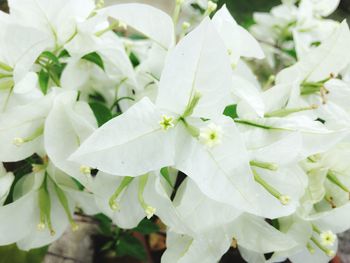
[0, 0, 350, 262]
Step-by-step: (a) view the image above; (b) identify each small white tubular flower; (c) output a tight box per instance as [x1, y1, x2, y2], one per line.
[320, 231, 337, 246]
[159, 115, 175, 131]
[199, 123, 223, 148]
[145, 206, 156, 219]
[79, 165, 91, 175]
[279, 195, 291, 205]
[13, 137, 24, 147]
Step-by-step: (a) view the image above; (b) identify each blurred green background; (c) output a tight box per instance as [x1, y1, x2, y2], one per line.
[218, 0, 350, 25]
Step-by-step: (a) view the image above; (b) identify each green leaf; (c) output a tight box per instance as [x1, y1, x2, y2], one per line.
[82, 52, 105, 71]
[0, 244, 48, 263]
[39, 51, 60, 65]
[133, 218, 159, 235]
[129, 52, 140, 68]
[160, 167, 173, 188]
[58, 49, 70, 58]
[89, 102, 113, 127]
[38, 69, 49, 94]
[47, 64, 65, 86]
[116, 234, 147, 261]
[223, 104, 238, 119]
[89, 92, 107, 103]
[94, 213, 113, 235]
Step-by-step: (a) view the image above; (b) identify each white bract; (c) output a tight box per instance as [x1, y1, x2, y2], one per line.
[1, 0, 350, 262]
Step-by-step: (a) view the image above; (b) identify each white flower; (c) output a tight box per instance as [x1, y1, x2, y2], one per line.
[199, 123, 223, 148]
[320, 231, 337, 246]
[159, 115, 175, 130]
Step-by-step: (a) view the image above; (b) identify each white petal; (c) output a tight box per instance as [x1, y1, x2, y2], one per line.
[71, 97, 175, 176]
[0, 169, 14, 205]
[91, 172, 144, 229]
[44, 91, 97, 185]
[156, 18, 232, 119]
[162, 230, 231, 263]
[0, 193, 37, 246]
[231, 214, 297, 253]
[0, 95, 53, 162]
[99, 3, 174, 49]
[277, 21, 350, 83]
[175, 116, 300, 218]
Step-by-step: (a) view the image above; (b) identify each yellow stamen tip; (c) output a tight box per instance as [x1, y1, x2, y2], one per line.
[145, 206, 156, 219]
[13, 137, 24, 146]
[79, 165, 91, 175]
[279, 195, 291, 205]
[37, 222, 46, 231]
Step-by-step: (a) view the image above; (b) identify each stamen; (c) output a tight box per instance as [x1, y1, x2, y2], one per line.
[311, 236, 335, 257]
[109, 176, 134, 211]
[182, 91, 202, 118]
[0, 61, 13, 72]
[327, 170, 350, 198]
[173, 0, 184, 25]
[325, 196, 337, 208]
[252, 169, 290, 205]
[307, 242, 315, 254]
[138, 174, 156, 219]
[53, 183, 78, 232]
[250, 160, 278, 171]
[38, 175, 55, 236]
[180, 118, 200, 137]
[80, 165, 91, 175]
[12, 125, 44, 147]
[205, 1, 218, 16]
[264, 104, 318, 118]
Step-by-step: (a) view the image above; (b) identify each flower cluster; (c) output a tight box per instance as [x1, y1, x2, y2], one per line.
[0, 0, 350, 262]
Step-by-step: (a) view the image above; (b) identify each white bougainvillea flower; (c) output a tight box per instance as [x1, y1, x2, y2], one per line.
[90, 171, 188, 232]
[276, 21, 350, 86]
[44, 91, 97, 187]
[0, 163, 14, 205]
[0, 163, 97, 250]
[0, 92, 55, 162]
[98, 3, 175, 50]
[0, 22, 50, 106]
[212, 5, 265, 65]
[8, 0, 95, 49]
[161, 229, 232, 263]
[71, 18, 315, 218]
[70, 18, 233, 175]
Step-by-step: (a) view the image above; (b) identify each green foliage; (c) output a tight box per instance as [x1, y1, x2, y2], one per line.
[160, 167, 174, 188]
[115, 234, 147, 261]
[94, 214, 159, 262]
[89, 102, 113, 127]
[129, 52, 140, 68]
[0, 244, 48, 263]
[36, 51, 65, 90]
[133, 218, 160, 235]
[38, 69, 49, 94]
[82, 52, 105, 71]
[218, 0, 280, 27]
[4, 154, 43, 205]
[223, 104, 238, 119]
